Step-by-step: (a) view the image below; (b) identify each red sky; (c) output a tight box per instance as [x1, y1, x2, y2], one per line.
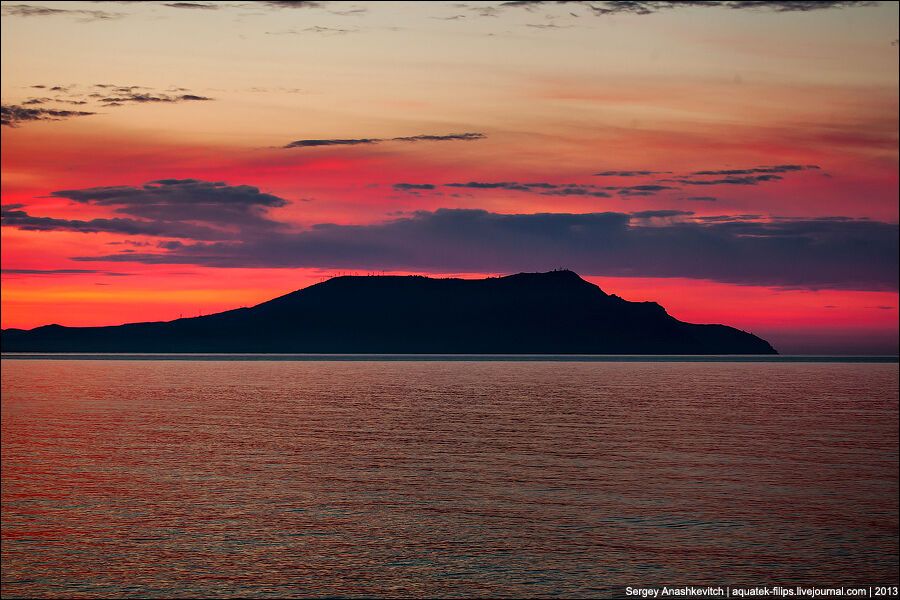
[1, 1, 898, 353]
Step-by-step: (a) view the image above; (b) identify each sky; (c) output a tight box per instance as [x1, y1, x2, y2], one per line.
[1, 0, 898, 354]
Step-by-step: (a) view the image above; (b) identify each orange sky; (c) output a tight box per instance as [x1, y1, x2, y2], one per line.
[1, 1, 898, 353]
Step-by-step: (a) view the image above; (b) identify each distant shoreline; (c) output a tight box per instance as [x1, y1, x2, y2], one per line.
[2, 353, 897, 363]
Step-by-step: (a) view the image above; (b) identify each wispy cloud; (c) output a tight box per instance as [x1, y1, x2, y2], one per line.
[1, 268, 131, 276]
[5, 84, 215, 126]
[498, 1, 875, 16]
[163, 2, 220, 9]
[284, 132, 485, 148]
[260, 1, 325, 8]
[1, 105, 96, 127]
[1, 3, 122, 21]
[95, 92, 213, 106]
[267, 25, 355, 35]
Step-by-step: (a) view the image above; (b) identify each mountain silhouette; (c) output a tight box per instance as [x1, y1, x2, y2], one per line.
[1, 270, 777, 354]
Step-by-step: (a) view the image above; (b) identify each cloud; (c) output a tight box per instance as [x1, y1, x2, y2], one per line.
[393, 183, 437, 191]
[9, 178, 895, 291]
[407, 180, 679, 198]
[615, 184, 677, 196]
[498, 1, 874, 16]
[392, 133, 485, 142]
[1, 4, 121, 21]
[444, 181, 545, 191]
[594, 170, 670, 177]
[667, 174, 784, 186]
[430, 165, 817, 199]
[163, 2, 219, 8]
[1, 105, 96, 127]
[442, 181, 614, 197]
[328, 6, 367, 16]
[260, 1, 324, 7]
[541, 187, 613, 198]
[1, 268, 131, 276]
[642, 163, 824, 187]
[525, 22, 573, 29]
[284, 132, 485, 148]
[682, 196, 718, 202]
[1, 180, 291, 240]
[0, 204, 228, 240]
[285, 138, 380, 147]
[7, 85, 214, 126]
[267, 26, 355, 34]
[96, 92, 213, 106]
[630, 210, 694, 218]
[49, 179, 288, 231]
[45, 207, 896, 291]
[690, 164, 820, 175]
[722, 1, 872, 11]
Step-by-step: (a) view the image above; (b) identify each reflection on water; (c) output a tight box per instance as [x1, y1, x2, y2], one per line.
[2, 360, 898, 598]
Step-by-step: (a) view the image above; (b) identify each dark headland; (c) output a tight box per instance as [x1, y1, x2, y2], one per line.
[0, 270, 777, 354]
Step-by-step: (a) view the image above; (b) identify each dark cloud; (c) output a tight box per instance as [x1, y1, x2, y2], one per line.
[424, 165, 813, 199]
[412, 181, 677, 198]
[0, 204, 228, 240]
[630, 210, 694, 218]
[442, 181, 614, 197]
[284, 132, 484, 149]
[1, 268, 131, 276]
[682, 196, 718, 202]
[1, 4, 121, 20]
[260, 1, 324, 7]
[691, 164, 820, 175]
[392, 133, 485, 142]
[498, 1, 874, 16]
[285, 138, 380, 148]
[49, 179, 288, 232]
[8, 175, 894, 291]
[722, 1, 872, 11]
[63, 208, 897, 291]
[667, 174, 784, 186]
[594, 170, 670, 177]
[163, 2, 219, 8]
[1, 105, 96, 127]
[541, 187, 613, 198]
[1, 180, 291, 241]
[7, 85, 213, 126]
[96, 92, 213, 106]
[695, 214, 765, 222]
[393, 183, 437, 191]
[616, 184, 677, 196]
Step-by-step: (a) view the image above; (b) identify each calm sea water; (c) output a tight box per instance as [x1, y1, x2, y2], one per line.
[2, 359, 898, 598]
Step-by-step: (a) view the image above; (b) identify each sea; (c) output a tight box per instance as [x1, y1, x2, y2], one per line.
[2, 355, 898, 598]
